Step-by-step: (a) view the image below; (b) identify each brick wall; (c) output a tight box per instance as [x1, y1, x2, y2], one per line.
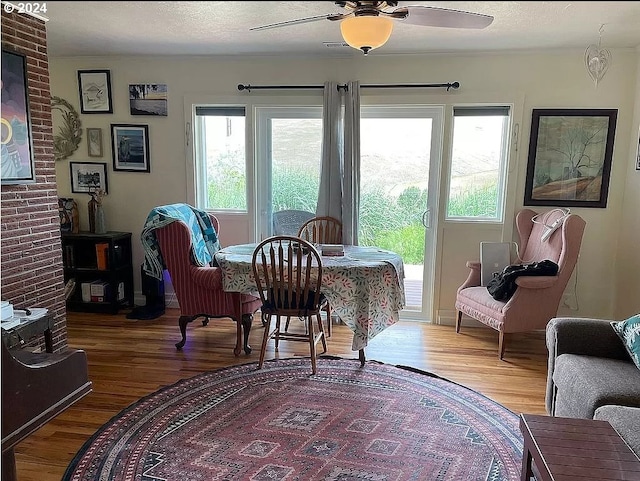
[1, 12, 68, 351]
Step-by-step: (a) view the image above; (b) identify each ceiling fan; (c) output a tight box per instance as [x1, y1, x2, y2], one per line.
[250, 1, 494, 55]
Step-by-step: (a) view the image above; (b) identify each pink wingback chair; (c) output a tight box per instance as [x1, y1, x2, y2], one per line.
[455, 208, 586, 359]
[155, 214, 261, 355]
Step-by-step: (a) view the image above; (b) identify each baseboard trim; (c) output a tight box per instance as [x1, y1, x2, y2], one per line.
[436, 309, 485, 328]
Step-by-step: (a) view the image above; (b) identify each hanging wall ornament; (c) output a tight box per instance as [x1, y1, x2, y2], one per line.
[52, 96, 82, 161]
[584, 25, 612, 88]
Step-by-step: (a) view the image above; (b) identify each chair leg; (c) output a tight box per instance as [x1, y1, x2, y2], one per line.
[455, 311, 462, 333]
[308, 316, 317, 375]
[175, 315, 195, 350]
[241, 313, 253, 355]
[284, 316, 291, 332]
[325, 303, 332, 337]
[258, 313, 271, 369]
[274, 316, 281, 352]
[317, 313, 327, 354]
[498, 331, 506, 360]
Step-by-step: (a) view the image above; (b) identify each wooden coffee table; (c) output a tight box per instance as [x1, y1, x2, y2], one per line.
[519, 413, 640, 481]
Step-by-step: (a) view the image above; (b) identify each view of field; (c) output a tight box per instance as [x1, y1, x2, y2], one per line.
[203, 114, 504, 262]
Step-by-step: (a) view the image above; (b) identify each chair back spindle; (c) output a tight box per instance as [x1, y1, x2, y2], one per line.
[298, 216, 342, 245]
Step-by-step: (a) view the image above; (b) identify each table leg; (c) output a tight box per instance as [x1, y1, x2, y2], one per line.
[44, 328, 53, 353]
[520, 446, 533, 481]
[359, 348, 365, 367]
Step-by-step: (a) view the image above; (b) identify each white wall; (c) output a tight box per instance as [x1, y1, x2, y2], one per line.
[49, 49, 639, 320]
[614, 49, 640, 319]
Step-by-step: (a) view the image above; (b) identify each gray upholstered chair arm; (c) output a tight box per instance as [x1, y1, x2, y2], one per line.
[546, 317, 628, 359]
[545, 317, 629, 415]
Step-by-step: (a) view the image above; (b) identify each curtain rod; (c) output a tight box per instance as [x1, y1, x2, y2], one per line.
[237, 82, 460, 92]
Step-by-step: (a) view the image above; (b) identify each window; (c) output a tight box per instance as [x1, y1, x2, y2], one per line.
[359, 108, 435, 260]
[255, 107, 323, 237]
[446, 106, 510, 221]
[194, 106, 247, 211]
[270, 117, 323, 213]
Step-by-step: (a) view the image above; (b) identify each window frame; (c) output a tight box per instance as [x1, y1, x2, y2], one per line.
[254, 105, 324, 238]
[193, 104, 249, 213]
[444, 105, 512, 223]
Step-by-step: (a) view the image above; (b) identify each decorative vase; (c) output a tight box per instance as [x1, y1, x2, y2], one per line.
[95, 203, 106, 234]
[88, 196, 97, 233]
[71, 201, 80, 233]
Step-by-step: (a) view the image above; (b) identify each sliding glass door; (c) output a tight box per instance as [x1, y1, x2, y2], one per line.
[359, 106, 444, 320]
[254, 107, 323, 240]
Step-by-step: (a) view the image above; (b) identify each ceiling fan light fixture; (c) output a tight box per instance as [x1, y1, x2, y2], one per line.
[340, 16, 394, 55]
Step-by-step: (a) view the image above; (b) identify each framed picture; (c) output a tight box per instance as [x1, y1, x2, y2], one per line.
[524, 108, 617, 208]
[129, 84, 168, 116]
[78, 70, 113, 114]
[1, 49, 36, 184]
[111, 124, 150, 172]
[87, 128, 103, 157]
[70, 162, 108, 194]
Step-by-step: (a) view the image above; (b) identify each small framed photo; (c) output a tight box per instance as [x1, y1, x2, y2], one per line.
[78, 70, 113, 114]
[70, 162, 108, 194]
[87, 128, 103, 157]
[111, 124, 150, 172]
[129, 84, 168, 116]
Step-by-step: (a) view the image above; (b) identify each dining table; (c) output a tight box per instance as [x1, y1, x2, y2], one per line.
[214, 243, 406, 365]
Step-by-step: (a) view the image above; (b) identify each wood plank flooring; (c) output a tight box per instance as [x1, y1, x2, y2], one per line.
[11, 309, 549, 481]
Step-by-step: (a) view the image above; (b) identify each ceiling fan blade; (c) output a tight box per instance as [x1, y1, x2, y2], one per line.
[395, 6, 493, 29]
[250, 13, 348, 31]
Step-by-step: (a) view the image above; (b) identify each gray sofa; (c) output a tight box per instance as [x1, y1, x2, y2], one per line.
[546, 317, 640, 457]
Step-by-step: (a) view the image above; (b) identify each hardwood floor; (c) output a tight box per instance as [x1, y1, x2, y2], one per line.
[12, 309, 549, 480]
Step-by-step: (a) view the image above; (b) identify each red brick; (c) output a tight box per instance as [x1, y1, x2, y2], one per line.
[1, 11, 66, 351]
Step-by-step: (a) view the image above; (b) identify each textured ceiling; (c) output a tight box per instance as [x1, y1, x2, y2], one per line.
[41, 1, 640, 57]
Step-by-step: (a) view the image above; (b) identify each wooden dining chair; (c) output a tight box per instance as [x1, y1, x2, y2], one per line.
[252, 236, 327, 374]
[297, 216, 342, 337]
[298, 216, 343, 245]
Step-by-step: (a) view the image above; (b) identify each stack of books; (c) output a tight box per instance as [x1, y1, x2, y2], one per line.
[321, 244, 344, 257]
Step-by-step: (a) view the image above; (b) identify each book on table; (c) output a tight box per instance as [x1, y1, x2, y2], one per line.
[321, 244, 344, 257]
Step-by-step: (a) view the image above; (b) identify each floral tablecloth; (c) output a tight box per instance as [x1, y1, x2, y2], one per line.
[215, 244, 406, 351]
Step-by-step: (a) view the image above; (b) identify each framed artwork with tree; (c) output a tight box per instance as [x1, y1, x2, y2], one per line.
[524, 108, 617, 208]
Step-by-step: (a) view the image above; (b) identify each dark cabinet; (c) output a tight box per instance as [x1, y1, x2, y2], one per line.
[61, 231, 134, 314]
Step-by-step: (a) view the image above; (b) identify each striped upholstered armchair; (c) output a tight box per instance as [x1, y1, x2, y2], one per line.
[154, 212, 261, 355]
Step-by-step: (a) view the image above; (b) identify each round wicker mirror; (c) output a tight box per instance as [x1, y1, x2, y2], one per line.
[52, 96, 82, 161]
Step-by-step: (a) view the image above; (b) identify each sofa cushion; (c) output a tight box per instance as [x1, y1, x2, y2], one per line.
[553, 354, 640, 418]
[594, 405, 640, 458]
[611, 314, 640, 370]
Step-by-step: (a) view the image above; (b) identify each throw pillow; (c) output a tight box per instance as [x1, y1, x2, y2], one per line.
[611, 314, 640, 370]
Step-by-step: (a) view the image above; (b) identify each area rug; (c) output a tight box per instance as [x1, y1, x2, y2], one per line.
[63, 357, 523, 480]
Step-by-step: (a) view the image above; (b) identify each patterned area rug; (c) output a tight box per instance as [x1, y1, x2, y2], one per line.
[63, 357, 523, 480]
